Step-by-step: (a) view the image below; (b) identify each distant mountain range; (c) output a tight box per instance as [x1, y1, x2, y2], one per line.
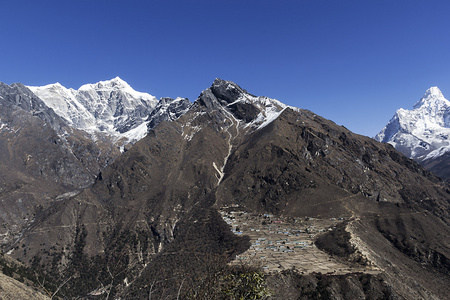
[0, 78, 449, 299]
[28, 76, 190, 145]
[376, 86, 450, 179]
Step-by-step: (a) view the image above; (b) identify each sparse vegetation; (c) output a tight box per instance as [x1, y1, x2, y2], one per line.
[267, 269, 396, 299]
[221, 267, 271, 299]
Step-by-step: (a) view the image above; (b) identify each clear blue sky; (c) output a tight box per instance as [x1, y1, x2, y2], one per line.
[2, 0, 450, 137]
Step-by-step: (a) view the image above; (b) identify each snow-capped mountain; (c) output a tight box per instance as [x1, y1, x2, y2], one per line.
[28, 77, 159, 142]
[375, 86, 450, 178]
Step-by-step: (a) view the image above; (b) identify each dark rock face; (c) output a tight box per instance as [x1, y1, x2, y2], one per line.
[3, 79, 450, 299]
[228, 101, 260, 122]
[196, 89, 224, 112]
[210, 78, 249, 104]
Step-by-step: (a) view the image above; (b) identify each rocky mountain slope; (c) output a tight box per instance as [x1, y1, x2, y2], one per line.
[375, 87, 450, 179]
[5, 79, 450, 299]
[0, 78, 190, 248]
[0, 82, 120, 246]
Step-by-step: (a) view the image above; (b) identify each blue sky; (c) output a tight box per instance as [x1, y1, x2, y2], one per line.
[2, 0, 450, 137]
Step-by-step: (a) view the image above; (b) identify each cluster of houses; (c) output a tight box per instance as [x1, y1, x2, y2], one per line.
[248, 235, 311, 254]
[219, 208, 342, 260]
[219, 208, 375, 275]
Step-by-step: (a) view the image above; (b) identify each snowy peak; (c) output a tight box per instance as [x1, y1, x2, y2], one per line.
[413, 86, 446, 109]
[77, 77, 154, 102]
[76, 76, 157, 107]
[376, 86, 450, 169]
[79, 76, 129, 91]
[424, 86, 443, 98]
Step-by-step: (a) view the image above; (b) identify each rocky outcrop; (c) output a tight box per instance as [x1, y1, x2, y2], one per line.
[147, 97, 191, 130]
